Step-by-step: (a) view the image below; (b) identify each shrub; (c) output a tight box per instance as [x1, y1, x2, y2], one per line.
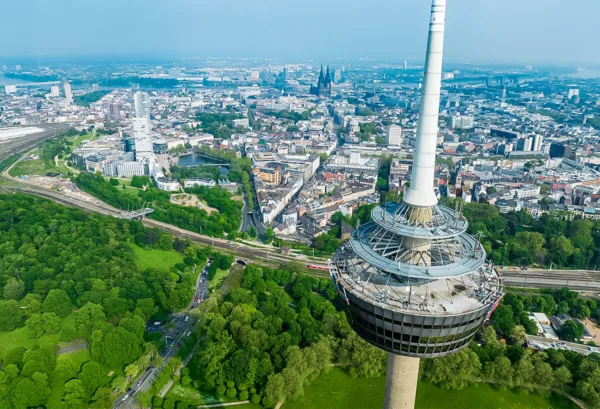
[250, 394, 261, 404]
[239, 390, 249, 400]
[153, 396, 163, 407]
[181, 376, 192, 386]
[226, 380, 235, 388]
[226, 388, 237, 398]
[216, 385, 226, 396]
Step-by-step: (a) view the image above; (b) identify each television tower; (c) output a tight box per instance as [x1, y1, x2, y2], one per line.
[329, 1, 502, 408]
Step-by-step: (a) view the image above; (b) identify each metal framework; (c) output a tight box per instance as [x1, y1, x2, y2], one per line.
[116, 202, 154, 220]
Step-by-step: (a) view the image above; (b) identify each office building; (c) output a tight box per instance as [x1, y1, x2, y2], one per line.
[50, 86, 60, 97]
[134, 91, 151, 118]
[63, 82, 73, 104]
[386, 125, 403, 146]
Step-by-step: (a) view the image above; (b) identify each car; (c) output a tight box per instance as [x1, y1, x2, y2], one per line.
[186, 331, 192, 336]
[184, 316, 189, 322]
[122, 394, 130, 401]
[194, 296, 199, 301]
[154, 321, 161, 326]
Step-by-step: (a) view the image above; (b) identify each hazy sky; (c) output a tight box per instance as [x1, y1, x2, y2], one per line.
[1, 0, 598, 65]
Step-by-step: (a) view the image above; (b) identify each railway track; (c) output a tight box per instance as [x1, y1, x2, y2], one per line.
[499, 268, 600, 291]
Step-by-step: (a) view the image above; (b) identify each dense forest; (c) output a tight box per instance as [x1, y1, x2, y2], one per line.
[0, 194, 200, 408]
[74, 172, 242, 237]
[180, 264, 386, 408]
[448, 199, 600, 269]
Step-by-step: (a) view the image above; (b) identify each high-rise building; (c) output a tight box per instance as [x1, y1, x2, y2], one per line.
[132, 117, 153, 161]
[403, 60, 408, 70]
[333, 69, 341, 84]
[63, 82, 73, 104]
[134, 91, 151, 118]
[5, 85, 17, 94]
[330, 2, 502, 408]
[532, 134, 543, 152]
[108, 103, 121, 121]
[133, 91, 153, 161]
[386, 125, 403, 146]
[349, 151, 361, 165]
[92, 83, 99, 91]
[50, 86, 60, 97]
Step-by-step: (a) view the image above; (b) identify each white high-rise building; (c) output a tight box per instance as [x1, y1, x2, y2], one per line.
[4, 85, 17, 94]
[533, 134, 543, 152]
[132, 117, 153, 161]
[63, 82, 73, 104]
[50, 86, 60, 97]
[134, 91, 151, 118]
[386, 125, 403, 146]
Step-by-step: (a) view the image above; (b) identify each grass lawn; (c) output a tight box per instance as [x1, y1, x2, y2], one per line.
[165, 383, 238, 406]
[47, 349, 97, 409]
[9, 157, 61, 177]
[67, 132, 97, 148]
[0, 313, 76, 360]
[209, 268, 231, 291]
[282, 367, 578, 409]
[128, 242, 184, 272]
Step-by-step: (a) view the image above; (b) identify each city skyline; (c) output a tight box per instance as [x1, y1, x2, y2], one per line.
[1, 0, 600, 65]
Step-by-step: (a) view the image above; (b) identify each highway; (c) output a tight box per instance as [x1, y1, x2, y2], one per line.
[114, 262, 211, 409]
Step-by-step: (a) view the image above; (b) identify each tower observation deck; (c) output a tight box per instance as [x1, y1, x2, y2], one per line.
[329, 1, 503, 408]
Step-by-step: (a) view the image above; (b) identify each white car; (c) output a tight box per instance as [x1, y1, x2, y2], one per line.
[122, 394, 130, 402]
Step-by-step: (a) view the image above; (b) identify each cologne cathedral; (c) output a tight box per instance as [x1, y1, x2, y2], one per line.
[309, 65, 332, 97]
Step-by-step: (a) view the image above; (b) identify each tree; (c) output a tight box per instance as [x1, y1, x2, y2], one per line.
[560, 320, 584, 342]
[3, 278, 25, 300]
[42, 312, 61, 334]
[60, 325, 78, 342]
[62, 379, 86, 409]
[79, 361, 108, 397]
[76, 303, 106, 338]
[509, 325, 527, 345]
[43, 289, 72, 318]
[422, 348, 481, 390]
[25, 313, 45, 338]
[491, 304, 514, 334]
[0, 300, 23, 331]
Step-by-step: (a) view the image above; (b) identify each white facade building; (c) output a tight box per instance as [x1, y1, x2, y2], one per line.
[184, 178, 216, 188]
[155, 177, 180, 192]
[134, 91, 151, 118]
[386, 125, 403, 146]
[63, 82, 73, 104]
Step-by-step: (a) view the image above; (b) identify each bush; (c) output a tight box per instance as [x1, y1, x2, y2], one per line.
[226, 388, 237, 398]
[226, 380, 235, 388]
[216, 385, 226, 396]
[181, 376, 192, 386]
[250, 394, 261, 404]
[153, 396, 164, 407]
[163, 398, 175, 409]
[109, 178, 120, 186]
[181, 367, 190, 376]
[239, 390, 249, 400]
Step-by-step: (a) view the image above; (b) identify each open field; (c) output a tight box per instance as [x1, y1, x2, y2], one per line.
[0, 313, 76, 359]
[128, 242, 184, 271]
[282, 368, 578, 409]
[9, 155, 61, 177]
[171, 193, 219, 214]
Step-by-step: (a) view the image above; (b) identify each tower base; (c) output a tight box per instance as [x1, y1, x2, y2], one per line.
[383, 354, 420, 409]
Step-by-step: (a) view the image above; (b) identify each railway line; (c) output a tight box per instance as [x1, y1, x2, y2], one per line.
[2, 184, 330, 270]
[0, 124, 71, 163]
[499, 268, 600, 292]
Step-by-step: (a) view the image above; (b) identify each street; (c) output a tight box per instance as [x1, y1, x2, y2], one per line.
[113, 262, 211, 408]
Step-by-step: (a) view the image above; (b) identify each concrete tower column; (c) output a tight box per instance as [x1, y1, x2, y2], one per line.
[403, 0, 447, 208]
[383, 354, 420, 409]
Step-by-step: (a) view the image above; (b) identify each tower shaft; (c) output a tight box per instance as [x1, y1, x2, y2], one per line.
[383, 354, 420, 409]
[403, 0, 447, 208]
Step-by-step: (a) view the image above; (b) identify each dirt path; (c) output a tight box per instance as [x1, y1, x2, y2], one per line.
[171, 193, 218, 214]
